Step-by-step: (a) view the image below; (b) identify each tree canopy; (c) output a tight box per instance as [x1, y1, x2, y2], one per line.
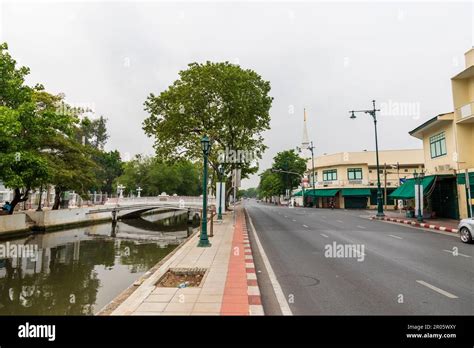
[143, 61, 273, 202]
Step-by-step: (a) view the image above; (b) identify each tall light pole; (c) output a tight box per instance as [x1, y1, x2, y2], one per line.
[217, 164, 224, 221]
[413, 170, 424, 222]
[298, 141, 316, 207]
[198, 135, 212, 247]
[349, 100, 385, 217]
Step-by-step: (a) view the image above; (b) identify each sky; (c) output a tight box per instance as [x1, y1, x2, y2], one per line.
[1, 0, 473, 188]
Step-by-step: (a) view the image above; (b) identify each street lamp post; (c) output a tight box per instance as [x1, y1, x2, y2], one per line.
[297, 141, 316, 207]
[414, 170, 424, 222]
[198, 135, 212, 247]
[349, 100, 385, 217]
[217, 164, 224, 221]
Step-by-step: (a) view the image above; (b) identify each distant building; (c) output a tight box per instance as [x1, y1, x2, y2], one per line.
[408, 47, 474, 219]
[297, 149, 424, 209]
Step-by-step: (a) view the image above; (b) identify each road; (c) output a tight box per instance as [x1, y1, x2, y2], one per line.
[245, 200, 474, 315]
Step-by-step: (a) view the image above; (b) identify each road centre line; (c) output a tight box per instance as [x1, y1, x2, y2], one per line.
[416, 280, 458, 299]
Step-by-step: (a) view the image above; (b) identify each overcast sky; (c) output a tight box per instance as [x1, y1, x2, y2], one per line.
[1, 1, 473, 188]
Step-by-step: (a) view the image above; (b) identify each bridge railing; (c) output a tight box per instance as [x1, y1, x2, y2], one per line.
[104, 195, 216, 207]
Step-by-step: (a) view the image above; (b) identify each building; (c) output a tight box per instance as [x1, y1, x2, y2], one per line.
[406, 47, 474, 219]
[295, 149, 424, 209]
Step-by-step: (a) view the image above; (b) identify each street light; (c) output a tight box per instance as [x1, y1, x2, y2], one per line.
[198, 135, 212, 247]
[297, 141, 316, 207]
[349, 100, 385, 217]
[413, 170, 424, 222]
[217, 164, 224, 221]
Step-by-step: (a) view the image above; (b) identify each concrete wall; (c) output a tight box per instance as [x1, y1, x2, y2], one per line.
[25, 208, 112, 230]
[0, 214, 29, 235]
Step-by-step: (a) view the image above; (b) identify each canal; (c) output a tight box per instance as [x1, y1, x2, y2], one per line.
[0, 209, 199, 315]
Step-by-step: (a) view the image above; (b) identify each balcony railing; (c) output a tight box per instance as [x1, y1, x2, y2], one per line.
[456, 102, 474, 120]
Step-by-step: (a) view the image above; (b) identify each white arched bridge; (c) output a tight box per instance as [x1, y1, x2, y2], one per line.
[87, 196, 216, 220]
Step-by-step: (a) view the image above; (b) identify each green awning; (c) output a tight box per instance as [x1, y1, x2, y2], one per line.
[341, 188, 371, 197]
[305, 189, 339, 197]
[389, 175, 436, 199]
[292, 190, 303, 197]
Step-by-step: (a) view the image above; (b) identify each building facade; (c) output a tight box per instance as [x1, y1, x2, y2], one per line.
[297, 149, 424, 209]
[408, 47, 474, 219]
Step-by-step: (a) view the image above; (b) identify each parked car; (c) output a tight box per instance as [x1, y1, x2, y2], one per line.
[458, 218, 473, 244]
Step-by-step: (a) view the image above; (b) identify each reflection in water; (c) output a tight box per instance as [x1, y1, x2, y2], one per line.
[0, 211, 199, 315]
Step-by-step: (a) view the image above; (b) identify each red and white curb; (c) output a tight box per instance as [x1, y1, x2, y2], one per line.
[242, 223, 264, 316]
[371, 216, 458, 233]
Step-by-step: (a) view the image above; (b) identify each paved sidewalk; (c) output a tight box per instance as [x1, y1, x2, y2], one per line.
[110, 206, 263, 316]
[370, 210, 459, 233]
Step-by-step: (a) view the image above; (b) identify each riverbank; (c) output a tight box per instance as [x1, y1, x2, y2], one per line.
[0, 205, 183, 239]
[104, 206, 264, 316]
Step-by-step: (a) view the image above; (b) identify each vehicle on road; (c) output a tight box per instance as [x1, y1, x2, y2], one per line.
[458, 218, 474, 243]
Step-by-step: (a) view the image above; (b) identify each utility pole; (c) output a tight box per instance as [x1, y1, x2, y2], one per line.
[384, 162, 387, 210]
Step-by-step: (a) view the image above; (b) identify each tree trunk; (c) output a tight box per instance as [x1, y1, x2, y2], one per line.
[52, 187, 62, 210]
[9, 188, 30, 214]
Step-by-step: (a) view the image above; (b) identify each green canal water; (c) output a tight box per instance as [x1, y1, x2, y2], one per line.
[0, 210, 199, 315]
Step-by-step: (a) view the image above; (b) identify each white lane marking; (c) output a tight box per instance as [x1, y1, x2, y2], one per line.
[357, 225, 366, 229]
[284, 215, 288, 218]
[321, 216, 326, 218]
[442, 250, 472, 258]
[416, 280, 458, 299]
[302, 224, 308, 228]
[246, 211, 293, 315]
[336, 220, 343, 223]
[320, 233, 329, 238]
[388, 234, 403, 240]
[292, 219, 296, 222]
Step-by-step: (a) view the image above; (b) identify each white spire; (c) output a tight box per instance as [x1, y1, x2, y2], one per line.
[302, 108, 310, 147]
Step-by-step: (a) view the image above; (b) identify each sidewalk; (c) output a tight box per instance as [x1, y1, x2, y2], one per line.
[369, 210, 460, 233]
[109, 206, 263, 315]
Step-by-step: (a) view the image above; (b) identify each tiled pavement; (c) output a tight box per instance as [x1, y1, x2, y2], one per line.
[111, 206, 263, 316]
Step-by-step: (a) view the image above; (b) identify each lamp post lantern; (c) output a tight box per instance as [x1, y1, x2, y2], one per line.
[349, 100, 385, 217]
[199, 135, 212, 247]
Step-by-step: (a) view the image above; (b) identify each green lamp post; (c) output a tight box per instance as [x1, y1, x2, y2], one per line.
[217, 164, 224, 221]
[349, 100, 385, 217]
[198, 135, 212, 247]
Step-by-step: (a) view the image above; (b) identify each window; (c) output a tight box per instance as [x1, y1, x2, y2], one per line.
[430, 132, 447, 158]
[347, 168, 363, 180]
[323, 169, 337, 181]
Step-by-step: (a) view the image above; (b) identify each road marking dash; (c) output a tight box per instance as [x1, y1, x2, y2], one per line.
[336, 220, 343, 223]
[320, 233, 329, 238]
[416, 280, 458, 299]
[388, 234, 403, 240]
[292, 219, 296, 222]
[442, 250, 471, 258]
[302, 224, 308, 228]
[357, 225, 366, 229]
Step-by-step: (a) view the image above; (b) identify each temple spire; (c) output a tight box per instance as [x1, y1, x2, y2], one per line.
[302, 108, 310, 147]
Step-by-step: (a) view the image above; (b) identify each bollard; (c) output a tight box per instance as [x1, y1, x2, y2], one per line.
[209, 208, 214, 237]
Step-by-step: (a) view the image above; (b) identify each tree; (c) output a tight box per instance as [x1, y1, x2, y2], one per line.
[79, 115, 109, 150]
[0, 43, 86, 213]
[272, 150, 307, 195]
[115, 156, 201, 197]
[143, 61, 273, 206]
[91, 149, 123, 194]
[258, 169, 283, 201]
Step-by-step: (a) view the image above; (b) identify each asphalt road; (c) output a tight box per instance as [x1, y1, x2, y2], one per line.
[245, 200, 474, 315]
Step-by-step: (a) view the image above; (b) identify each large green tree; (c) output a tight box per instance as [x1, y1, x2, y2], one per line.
[143, 61, 273, 204]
